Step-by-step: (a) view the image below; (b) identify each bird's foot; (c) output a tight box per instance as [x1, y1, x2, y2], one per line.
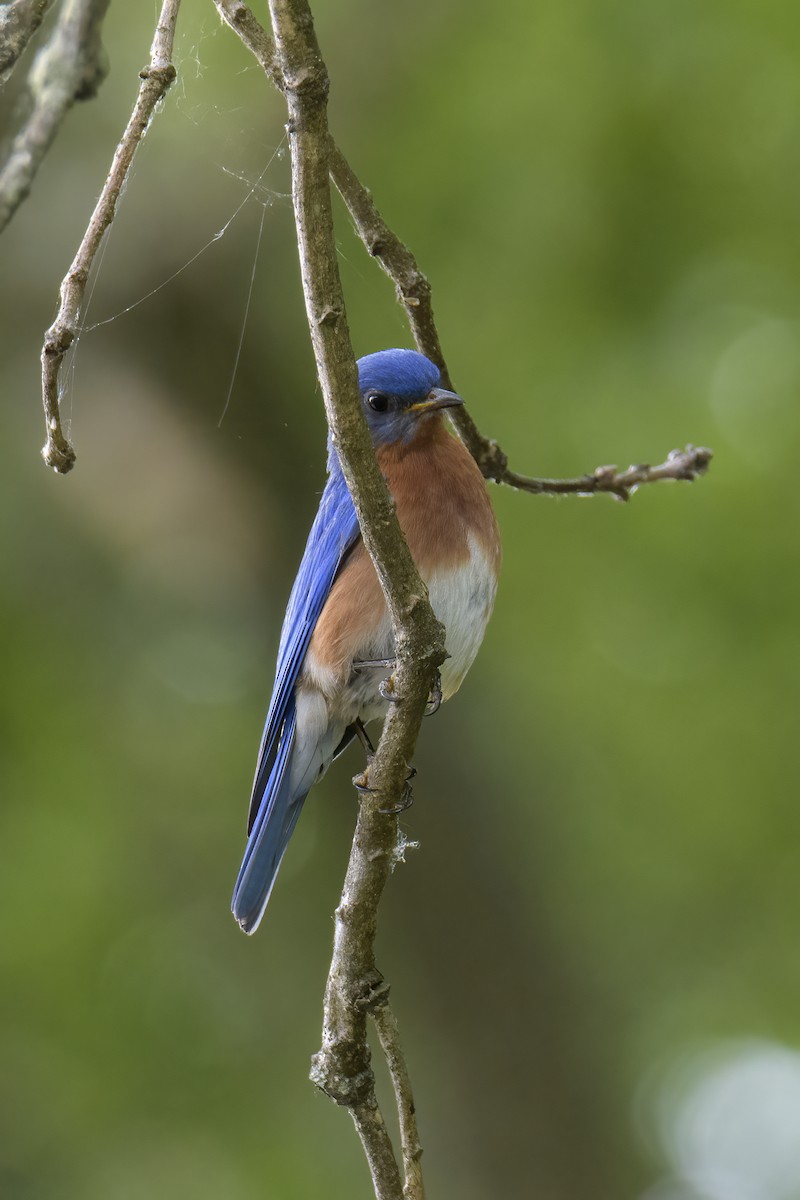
[385, 668, 443, 714]
[352, 765, 417, 814]
[352, 658, 400, 703]
[353, 657, 443, 714]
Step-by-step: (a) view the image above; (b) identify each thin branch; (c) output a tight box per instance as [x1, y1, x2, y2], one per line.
[324, 155, 715, 495]
[214, 0, 281, 87]
[349, 1095, 406, 1200]
[372, 1002, 425, 1200]
[0, 0, 110, 233]
[0, 0, 56, 85]
[266, 1, 443, 1197]
[212, 0, 714, 503]
[325, 144, 465, 429]
[505, 443, 713, 502]
[39, 0, 182, 474]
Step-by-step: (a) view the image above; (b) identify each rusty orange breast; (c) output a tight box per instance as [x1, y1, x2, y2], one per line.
[306, 415, 500, 682]
[377, 416, 501, 575]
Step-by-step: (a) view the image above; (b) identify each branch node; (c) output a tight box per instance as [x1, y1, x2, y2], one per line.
[309, 1026, 375, 1107]
[284, 62, 329, 105]
[41, 435, 76, 474]
[139, 63, 176, 84]
[485, 439, 508, 470]
[317, 305, 342, 327]
[354, 970, 391, 1013]
[43, 326, 74, 356]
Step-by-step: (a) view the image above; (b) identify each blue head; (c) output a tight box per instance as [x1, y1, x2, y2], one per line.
[356, 349, 462, 446]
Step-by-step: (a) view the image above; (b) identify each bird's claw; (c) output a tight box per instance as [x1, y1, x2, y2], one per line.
[353, 766, 417, 814]
[379, 767, 417, 814]
[424, 670, 443, 716]
[353, 658, 401, 703]
[355, 658, 443, 714]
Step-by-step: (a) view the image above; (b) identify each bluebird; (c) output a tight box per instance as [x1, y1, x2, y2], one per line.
[232, 349, 501, 933]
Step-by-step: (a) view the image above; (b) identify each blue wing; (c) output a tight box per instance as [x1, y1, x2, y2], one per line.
[232, 447, 360, 931]
[246, 448, 359, 830]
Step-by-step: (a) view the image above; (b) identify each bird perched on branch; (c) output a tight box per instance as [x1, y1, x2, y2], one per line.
[232, 349, 501, 933]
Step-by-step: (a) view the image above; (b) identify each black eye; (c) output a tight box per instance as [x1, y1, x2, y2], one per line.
[366, 392, 389, 414]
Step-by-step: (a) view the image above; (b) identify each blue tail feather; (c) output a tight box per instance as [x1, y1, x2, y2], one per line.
[232, 703, 306, 934]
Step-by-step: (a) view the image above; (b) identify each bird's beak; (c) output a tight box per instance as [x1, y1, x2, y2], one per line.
[407, 387, 464, 414]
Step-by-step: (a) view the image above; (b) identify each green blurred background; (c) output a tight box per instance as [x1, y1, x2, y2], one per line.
[2, 2, 800, 1197]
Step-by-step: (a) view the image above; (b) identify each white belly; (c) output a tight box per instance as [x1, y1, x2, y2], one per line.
[426, 532, 498, 700]
[338, 531, 497, 723]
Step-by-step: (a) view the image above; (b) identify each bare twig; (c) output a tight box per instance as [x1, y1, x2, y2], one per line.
[372, 1002, 425, 1200]
[324, 156, 716, 495]
[212, 1, 713, 504]
[266, 1, 445, 1196]
[0, 0, 110, 233]
[0, 0, 55, 84]
[324, 144, 467, 428]
[39, 0, 182, 473]
[214, 0, 281, 87]
[504, 443, 714, 501]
